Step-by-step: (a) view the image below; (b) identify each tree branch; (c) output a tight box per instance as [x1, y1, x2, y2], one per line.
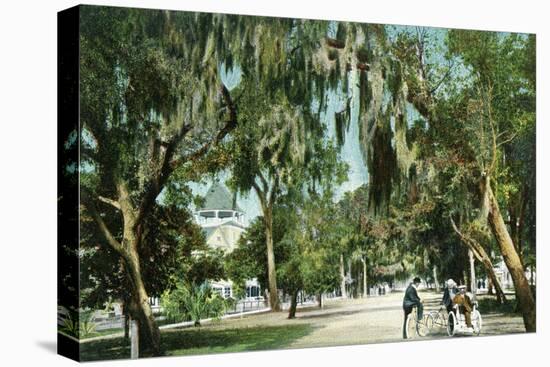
[325, 37, 345, 49]
[98, 196, 121, 210]
[135, 83, 238, 239]
[450, 217, 483, 262]
[429, 60, 455, 95]
[268, 175, 279, 208]
[258, 171, 269, 195]
[252, 181, 268, 215]
[170, 83, 238, 168]
[496, 131, 518, 148]
[86, 199, 125, 255]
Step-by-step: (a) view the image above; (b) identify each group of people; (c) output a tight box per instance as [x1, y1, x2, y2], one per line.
[402, 277, 475, 339]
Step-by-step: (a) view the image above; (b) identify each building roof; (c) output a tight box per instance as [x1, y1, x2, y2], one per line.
[201, 182, 242, 212]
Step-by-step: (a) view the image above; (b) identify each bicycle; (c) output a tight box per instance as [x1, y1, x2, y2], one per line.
[405, 305, 432, 339]
[428, 306, 448, 330]
[447, 302, 482, 336]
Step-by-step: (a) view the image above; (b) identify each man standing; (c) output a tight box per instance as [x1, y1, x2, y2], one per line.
[402, 277, 423, 339]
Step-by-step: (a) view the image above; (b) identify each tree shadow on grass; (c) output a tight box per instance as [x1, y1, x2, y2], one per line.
[80, 324, 313, 361]
[296, 308, 364, 320]
[80, 337, 131, 361]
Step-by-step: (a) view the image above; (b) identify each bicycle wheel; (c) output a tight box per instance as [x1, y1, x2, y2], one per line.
[417, 314, 432, 337]
[405, 313, 416, 339]
[447, 311, 457, 336]
[472, 310, 482, 335]
[437, 309, 448, 329]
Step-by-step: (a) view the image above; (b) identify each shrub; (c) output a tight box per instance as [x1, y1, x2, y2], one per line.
[59, 308, 97, 338]
[161, 281, 230, 326]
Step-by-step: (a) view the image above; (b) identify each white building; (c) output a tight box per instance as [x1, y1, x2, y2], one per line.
[493, 259, 536, 290]
[194, 182, 261, 300]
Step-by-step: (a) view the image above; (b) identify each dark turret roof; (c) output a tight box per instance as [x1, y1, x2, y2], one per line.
[201, 182, 242, 212]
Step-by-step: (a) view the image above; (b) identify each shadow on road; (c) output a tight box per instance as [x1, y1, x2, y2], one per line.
[297, 308, 364, 320]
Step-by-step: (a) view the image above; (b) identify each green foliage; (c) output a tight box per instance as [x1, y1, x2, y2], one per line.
[77, 5, 536, 337]
[161, 281, 230, 326]
[60, 308, 97, 339]
[477, 296, 519, 315]
[80, 197, 225, 310]
[80, 324, 313, 361]
[225, 204, 298, 293]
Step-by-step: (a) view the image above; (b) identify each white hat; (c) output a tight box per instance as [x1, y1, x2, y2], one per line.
[458, 285, 467, 289]
[446, 279, 456, 288]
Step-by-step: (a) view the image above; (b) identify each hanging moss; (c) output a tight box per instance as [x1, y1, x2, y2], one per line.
[356, 46, 370, 63]
[334, 98, 351, 146]
[336, 22, 347, 43]
[366, 113, 397, 215]
[215, 20, 224, 56]
[329, 58, 340, 90]
[358, 69, 369, 116]
[387, 59, 403, 102]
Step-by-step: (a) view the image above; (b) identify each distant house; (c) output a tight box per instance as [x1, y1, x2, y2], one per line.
[194, 182, 261, 300]
[194, 182, 246, 254]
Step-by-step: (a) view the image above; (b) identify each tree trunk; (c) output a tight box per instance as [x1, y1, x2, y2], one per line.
[130, 319, 139, 359]
[89, 197, 162, 357]
[450, 218, 506, 303]
[339, 253, 347, 299]
[348, 258, 355, 298]
[469, 250, 476, 294]
[362, 257, 367, 297]
[264, 207, 281, 311]
[123, 303, 130, 339]
[318, 292, 324, 309]
[125, 248, 161, 356]
[432, 265, 439, 291]
[288, 290, 299, 319]
[484, 264, 506, 304]
[485, 179, 536, 332]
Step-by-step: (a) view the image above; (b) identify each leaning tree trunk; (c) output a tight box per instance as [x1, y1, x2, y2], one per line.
[488, 277, 494, 295]
[339, 254, 347, 299]
[451, 218, 507, 303]
[288, 289, 299, 319]
[264, 207, 281, 311]
[485, 179, 536, 332]
[125, 247, 161, 356]
[88, 195, 162, 356]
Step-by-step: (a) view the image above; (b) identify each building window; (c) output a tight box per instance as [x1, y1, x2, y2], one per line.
[224, 286, 231, 298]
[213, 286, 223, 297]
[246, 286, 259, 298]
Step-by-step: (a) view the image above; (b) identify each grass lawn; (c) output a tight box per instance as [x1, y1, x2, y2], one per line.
[476, 293, 519, 315]
[79, 317, 175, 340]
[80, 328, 123, 340]
[80, 324, 313, 361]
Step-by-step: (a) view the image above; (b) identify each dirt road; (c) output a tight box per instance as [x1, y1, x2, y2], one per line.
[204, 290, 526, 349]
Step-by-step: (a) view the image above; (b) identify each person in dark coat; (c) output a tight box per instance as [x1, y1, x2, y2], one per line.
[402, 277, 423, 339]
[442, 279, 458, 313]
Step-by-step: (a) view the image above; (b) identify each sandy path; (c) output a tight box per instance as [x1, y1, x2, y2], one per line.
[199, 290, 526, 349]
